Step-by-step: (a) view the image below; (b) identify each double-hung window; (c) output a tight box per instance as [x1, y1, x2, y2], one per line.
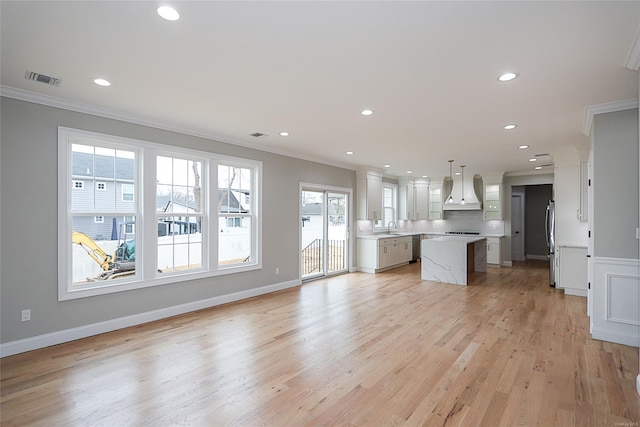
[156, 155, 204, 274]
[374, 183, 397, 229]
[218, 163, 255, 267]
[58, 127, 261, 300]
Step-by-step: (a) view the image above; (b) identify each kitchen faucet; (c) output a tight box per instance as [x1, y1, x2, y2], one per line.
[387, 221, 397, 234]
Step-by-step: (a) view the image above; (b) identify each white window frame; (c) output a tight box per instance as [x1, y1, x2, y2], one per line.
[58, 127, 262, 301]
[374, 183, 398, 230]
[73, 180, 84, 189]
[94, 216, 104, 223]
[96, 182, 106, 191]
[217, 159, 260, 269]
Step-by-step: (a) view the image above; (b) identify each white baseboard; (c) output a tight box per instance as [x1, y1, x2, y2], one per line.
[0, 279, 301, 357]
[526, 254, 548, 261]
[502, 261, 512, 267]
[591, 326, 640, 347]
[563, 288, 587, 297]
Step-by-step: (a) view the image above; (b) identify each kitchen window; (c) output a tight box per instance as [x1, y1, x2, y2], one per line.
[375, 183, 397, 229]
[58, 127, 261, 301]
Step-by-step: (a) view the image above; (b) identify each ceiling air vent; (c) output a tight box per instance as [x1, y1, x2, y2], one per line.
[24, 70, 62, 87]
[535, 153, 553, 163]
[250, 132, 267, 138]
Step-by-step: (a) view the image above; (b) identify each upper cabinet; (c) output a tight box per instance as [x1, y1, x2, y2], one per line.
[482, 174, 503, 220]
[428, 180, 443, 220]
[398, 178, 429, 220]
[415, 180, 429, 220]
[357, 169, 383, 220]
[398, 177, 415, 220]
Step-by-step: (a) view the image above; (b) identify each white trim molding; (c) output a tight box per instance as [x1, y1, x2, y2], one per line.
[0, 85, 355, 171]
[591, 257, 639, 347]
[583, 99, 639, 136]
[0, 279, 301, 357]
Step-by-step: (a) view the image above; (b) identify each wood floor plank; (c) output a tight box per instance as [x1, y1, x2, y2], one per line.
[1, 260, 639, 426]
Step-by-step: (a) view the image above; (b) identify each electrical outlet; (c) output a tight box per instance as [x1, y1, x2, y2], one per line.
[275, 267, 280, 275]
[21, 309, 31, 322]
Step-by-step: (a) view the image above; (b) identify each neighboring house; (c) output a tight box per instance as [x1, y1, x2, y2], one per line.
[72, 150, 251, 240]
[71, 151, 135, 240]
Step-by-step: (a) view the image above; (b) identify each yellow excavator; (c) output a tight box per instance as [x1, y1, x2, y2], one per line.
[72, 231, 136, 280]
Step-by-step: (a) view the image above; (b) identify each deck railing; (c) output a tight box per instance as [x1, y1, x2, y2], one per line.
[301, 239, 346, 276]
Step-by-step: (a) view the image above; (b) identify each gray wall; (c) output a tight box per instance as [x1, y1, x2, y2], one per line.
[0, 97, 356, 343]
[525, 184, 552, 257]
[593, 108, 639, 259]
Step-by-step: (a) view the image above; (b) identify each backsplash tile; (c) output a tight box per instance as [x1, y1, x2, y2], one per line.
[357, 211, 505, 236]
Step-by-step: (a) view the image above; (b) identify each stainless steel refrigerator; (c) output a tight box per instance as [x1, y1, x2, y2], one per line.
[545, 200, 556, 286]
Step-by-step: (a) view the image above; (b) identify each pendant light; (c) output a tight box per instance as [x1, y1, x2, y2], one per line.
[445, 160, 455, 204]
[459, 165, 466, 205]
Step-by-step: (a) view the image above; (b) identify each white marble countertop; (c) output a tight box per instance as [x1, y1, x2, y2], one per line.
[357, 233, 421, 240]
[427, 236, 487, 244]
[357, 233, 503, 240]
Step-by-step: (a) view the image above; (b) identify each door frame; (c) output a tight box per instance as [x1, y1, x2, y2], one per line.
[299, 182, 353, 280]
[511, 191, 526, 261]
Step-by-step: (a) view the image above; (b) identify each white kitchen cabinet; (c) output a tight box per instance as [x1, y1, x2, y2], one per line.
[357, 237, 413, 273]
[486, 237, 502, 266]
[398, 178, 415, 220]
[483, 181, 502, 220]
[578, 160, 588, 222]
[557, 246, 587, 296]
[428, 184, 443, 220]
[414, 180, 429, 220]
[398, 236, 412, 262]
[357, 169, 383, 221]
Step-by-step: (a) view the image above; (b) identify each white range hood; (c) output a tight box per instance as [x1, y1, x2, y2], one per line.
[443, 174, 482, 210]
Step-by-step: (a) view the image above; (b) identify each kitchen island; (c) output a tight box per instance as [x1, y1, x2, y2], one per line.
[421, 236, 487, 285]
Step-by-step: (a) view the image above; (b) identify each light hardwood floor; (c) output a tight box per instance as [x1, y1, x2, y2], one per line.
[1, 261, 639, 426]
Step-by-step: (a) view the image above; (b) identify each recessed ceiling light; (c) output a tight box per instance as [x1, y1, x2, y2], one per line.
[406, 170, 412, 174]
[361, 109, 374, 116]
[535, 166, 543, 170]
[422, 175, 428, 178]
[384, 164, 391, 168]
[518, 145, 529, 149]
[498, 72, 518, 82]
[529, 158, 537, 162]
[346, 151, 354, 155]
[93, 78, 111, 87]
[157, 5, 180, 21]
[279, 131, 290, 137]
[455, 172, 461, 176]
[503, 124, 517, 130]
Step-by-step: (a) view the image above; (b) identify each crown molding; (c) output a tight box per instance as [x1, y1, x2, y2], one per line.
[0, 85, 357, 171]
[582, 99, 638, 136]
[625, 26, 640, 71]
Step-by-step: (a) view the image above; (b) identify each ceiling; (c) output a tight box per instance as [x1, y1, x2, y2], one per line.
[2, 1, 639, 179]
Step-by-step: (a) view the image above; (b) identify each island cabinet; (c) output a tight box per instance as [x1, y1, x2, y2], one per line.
[357, 236, 413, 273]
[421, 237, 487, 285]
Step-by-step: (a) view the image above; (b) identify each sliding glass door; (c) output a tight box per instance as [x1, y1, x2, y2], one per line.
[301, 188, 349, 280]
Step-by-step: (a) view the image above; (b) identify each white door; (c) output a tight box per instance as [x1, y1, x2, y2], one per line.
[511, 194, 525, 261]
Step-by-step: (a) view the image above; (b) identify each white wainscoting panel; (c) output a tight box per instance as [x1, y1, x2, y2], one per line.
[591, 257, 639, 347]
